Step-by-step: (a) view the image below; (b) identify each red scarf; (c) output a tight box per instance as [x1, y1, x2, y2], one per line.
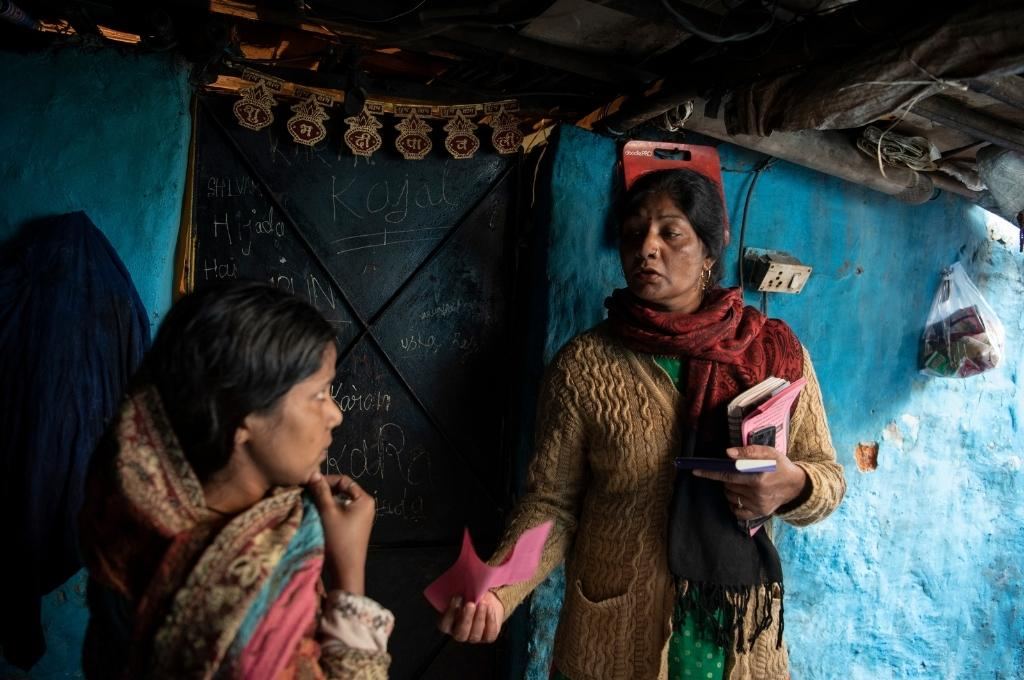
[605, 286, 803, 436]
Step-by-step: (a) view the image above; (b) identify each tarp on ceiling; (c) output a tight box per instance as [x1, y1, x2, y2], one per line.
[725, 0, 1024, 136]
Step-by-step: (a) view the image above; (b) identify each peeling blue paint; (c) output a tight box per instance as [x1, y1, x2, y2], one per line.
[525, 124, 1024, 679]
[0, 47, 190, 678]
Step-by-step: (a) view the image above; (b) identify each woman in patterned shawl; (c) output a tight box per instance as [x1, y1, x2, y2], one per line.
[80, 281, 392, 679]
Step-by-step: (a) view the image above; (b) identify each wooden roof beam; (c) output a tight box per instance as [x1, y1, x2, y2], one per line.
[966, 75, 1024, 111]
[915, 95, 1024, 156]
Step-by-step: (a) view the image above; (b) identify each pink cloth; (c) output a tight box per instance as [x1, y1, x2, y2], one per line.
[238, 557, 323, 679]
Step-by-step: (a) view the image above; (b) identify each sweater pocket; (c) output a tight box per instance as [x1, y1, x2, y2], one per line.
[556, 579, 634, 680]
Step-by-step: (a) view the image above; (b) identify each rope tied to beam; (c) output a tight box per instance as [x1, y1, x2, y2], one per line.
[856, 125, 939, 172]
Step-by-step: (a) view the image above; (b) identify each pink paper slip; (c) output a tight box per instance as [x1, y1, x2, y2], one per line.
[423, 520, 553, 612]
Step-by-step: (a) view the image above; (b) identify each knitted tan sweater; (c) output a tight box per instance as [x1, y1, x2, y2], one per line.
[490, 327, 845, 680]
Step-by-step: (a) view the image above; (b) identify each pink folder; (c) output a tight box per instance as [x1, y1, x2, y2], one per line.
[739, 377, 805, 537]
[423, 521, 553, 612]
[740, 377, 806, 453]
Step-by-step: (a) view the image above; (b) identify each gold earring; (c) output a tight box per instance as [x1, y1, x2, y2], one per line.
[699, 266, 712, 295]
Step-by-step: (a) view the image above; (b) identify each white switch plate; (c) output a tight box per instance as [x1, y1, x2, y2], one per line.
[756, 263, 813, 294]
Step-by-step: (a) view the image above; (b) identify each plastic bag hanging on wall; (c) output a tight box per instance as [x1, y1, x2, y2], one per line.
[919, 262, 1005, 378]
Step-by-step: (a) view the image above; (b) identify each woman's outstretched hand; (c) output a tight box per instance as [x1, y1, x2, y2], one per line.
[438, 591, 504, 643]
[306, 472, 375, 595]
[692, 445, 809, 520]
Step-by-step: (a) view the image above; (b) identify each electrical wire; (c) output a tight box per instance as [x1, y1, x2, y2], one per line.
[660, 0, 776, 44]
[805, 0, 859, 17]
[736, 156, 776, 292]
[301, 0, 426, 25]
[303, 0, 565, 29]
[231, 53, 332, 65]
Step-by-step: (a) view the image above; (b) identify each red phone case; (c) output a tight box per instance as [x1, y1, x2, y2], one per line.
[621, 140, 730, 245]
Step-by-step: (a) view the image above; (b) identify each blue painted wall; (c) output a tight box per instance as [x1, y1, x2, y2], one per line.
[0, 47, 191, 327]
[522, 124, 1023, 679]
[0, 47, 191, 677]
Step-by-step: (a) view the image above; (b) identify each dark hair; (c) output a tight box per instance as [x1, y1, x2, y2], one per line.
[142, 280, 336, 481]
[618, 169, 727, 284]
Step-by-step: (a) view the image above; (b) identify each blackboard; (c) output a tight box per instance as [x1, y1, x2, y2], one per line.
[191, 94, 518, 678]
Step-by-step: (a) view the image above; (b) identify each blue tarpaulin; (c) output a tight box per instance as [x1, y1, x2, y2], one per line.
[0, 212, 150, 668]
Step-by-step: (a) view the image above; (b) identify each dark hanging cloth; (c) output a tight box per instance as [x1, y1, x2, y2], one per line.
[0, 212, 150, 669]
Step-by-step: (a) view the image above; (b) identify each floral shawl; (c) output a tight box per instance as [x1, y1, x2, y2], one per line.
[79, 387, 375, 679]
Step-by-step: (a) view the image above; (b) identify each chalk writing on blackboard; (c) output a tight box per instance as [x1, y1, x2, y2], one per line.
[202, 257, 238, 280]
[206, 175, 263, 198]
[398, 330, 481, 357]
[332, 384, 394, 414]
[325, 420, 432, 523]
[329, 163, 455, 225]
[208, 208, 284, 259]
[333, 226, 451, 255]
[306, 273, 335, 309]
[419, 298, 474, 321]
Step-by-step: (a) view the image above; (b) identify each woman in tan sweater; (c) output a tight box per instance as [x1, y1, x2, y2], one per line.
[439, 168, 845, 680]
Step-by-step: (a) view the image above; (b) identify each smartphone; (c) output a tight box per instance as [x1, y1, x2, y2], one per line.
[747, 426, 776, 448]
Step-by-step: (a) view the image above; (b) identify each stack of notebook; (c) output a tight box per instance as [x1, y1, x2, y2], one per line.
[727, 376, 806, 453]
[673, 376, 805, 476]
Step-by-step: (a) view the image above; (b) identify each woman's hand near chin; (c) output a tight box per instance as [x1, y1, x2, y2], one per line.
[305, 472, 375, 595]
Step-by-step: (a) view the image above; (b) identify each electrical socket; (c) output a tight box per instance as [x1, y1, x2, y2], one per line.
[757, 262, 812, 294]
[743, 248, 813, 295]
